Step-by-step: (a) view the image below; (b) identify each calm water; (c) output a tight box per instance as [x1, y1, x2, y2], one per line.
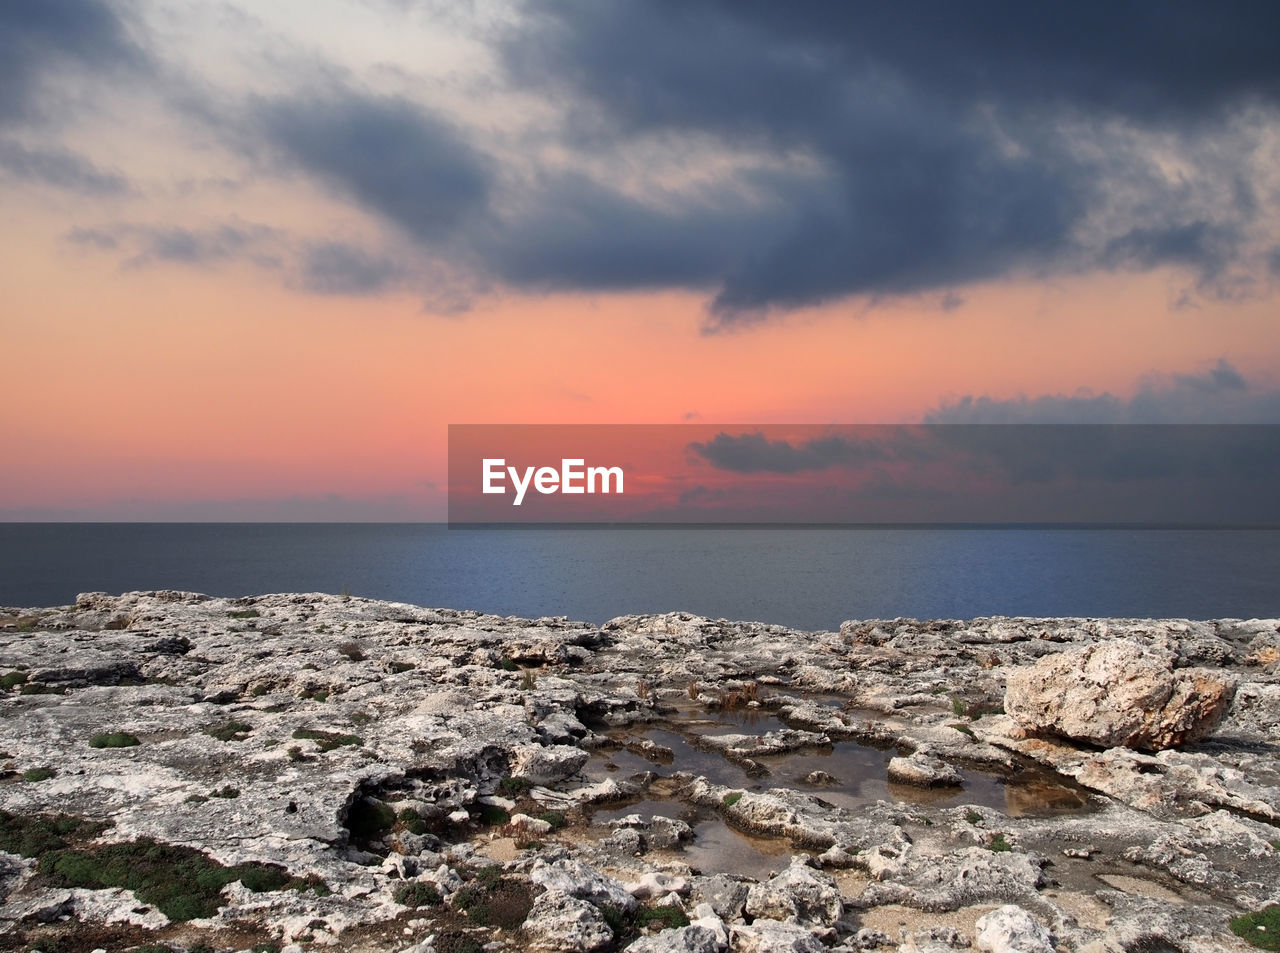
[1, 524, 1277, 629]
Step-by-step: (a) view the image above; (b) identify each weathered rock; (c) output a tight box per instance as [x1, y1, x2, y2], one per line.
[691, 874, 751, 921]
[886, 750, 963, 787]
[529, 859, 637, 913]
[510, 744, 591, 783]
[975, 905, 1055, 953]
[730, 920, 827, 953]
[627, 924, 726, 953]
[522, 890, 614, 953]
[1005, 640, 1235, 750]
[744, 862, 842, 927]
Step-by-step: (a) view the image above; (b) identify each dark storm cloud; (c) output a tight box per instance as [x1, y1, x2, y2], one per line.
[0, 141, 128, 194]
[0, 0, 143, 124]
[256, 91, 492, 244]
[480, 0, 1280, 324]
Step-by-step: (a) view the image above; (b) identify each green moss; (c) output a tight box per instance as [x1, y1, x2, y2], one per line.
[205, 721, 252, 742]
[637, 906, 690, 930]
[987, 833, 1013, 852]
[89, 732, 141, 749]
[291, 728, 361, 752]
[1231, 904, 1280, 950]
[395, 880, 442, 908]
[250, 683, 269, 696]
[209, 785, 239, 799]
[227, 609, 261, 619]
[38, 836, 300, 922]
[497, 776, 534, 796]
[950, 722, 976, 739]
[965, 809, 983, 826]
[950, 697, 968, 717]
[22, 767, 56, 782]
[599, 904, 628, 935]
[499, 659, 518, 671]
[1, 671, 28, 690]
[0, 811, 109, 858]
[722, 791, 743, 807]
[185, 794, 209, 804]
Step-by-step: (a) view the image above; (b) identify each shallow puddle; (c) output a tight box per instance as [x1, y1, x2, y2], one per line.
[589, 708, 1091, 819]
[592, 799, 792, 881]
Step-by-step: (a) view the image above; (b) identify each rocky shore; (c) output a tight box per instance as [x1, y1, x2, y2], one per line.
[1, 592, 1278, 953]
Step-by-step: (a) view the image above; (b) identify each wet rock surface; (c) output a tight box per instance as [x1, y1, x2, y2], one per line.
[0, 593, 1275, 953]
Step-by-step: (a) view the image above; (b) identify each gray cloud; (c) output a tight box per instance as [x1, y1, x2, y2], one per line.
[67, 222, 284, 269]
[485, 1, 1280, 325]
[0, 0, 143, 125]
[256, 90, 492, 245]
[690, 432, 894, 474]
[927, 360, 1280, 424]
[0, 140, 128, 194]
[300, 241, 404, 296]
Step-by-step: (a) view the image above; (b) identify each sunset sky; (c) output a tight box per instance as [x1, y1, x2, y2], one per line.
[3, 1, 1280, 520]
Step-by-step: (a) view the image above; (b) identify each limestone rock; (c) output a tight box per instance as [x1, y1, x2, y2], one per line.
[886, 750, 963, 787]
[730, 920, 827, 953]
[529, 859, 637, 913]
[744, 862, 842, 927]
[510, 744, 590, 784]
[627, 924, 726, 953]
[1005, 641, 1235, 750]
[975, 905, 1055, 953]
[522, 890, 614, 953]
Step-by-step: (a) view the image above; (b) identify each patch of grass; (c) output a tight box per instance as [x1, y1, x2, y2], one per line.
[337, 641, 365, 661]
[637, 906, 690, 930]
[0, 811, 110, 858]
[300, 686, 330, 702]
[22, 767, 56, 783]
[209, 785, 239, 799]
[722, 791, 743, 808]
[227, 609, 261, 619]
[1, 671, 28, 690]
[497, 776, 535, 797]
[399, 806, 430, 835]
[395, 880, 442, 908]
[451, 870, 535, 929]
[89, 732, 141, 749]
[350, 711, 372, 724]
[205, 721, 252, 742]
[291, 728, 362, 752]
[347, 799, 396, 840]
[536, 810, 567, 831]
[950, 722, 976, 739]
[37, 836, 298, 922]
[1231, 904, 1280, 950]
[1270, 839, 1280, 850]
[965, 809, 983, 826]
[599, 903, 628, 935]
[987, 833, 1013, 852]
[499, 659, 518, 672]
[951, 697, 968, 718]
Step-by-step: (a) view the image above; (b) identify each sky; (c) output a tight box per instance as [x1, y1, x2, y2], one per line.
[2, 0, 1280, 520]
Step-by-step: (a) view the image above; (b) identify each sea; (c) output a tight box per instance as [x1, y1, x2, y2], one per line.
[1, 524, 1277, 631]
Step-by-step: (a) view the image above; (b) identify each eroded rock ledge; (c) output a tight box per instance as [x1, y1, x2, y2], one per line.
[0, 592, 1277, 953]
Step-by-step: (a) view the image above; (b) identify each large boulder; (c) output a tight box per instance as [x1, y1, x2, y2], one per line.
[1005, 641, 1234, 751]
[522, 891, 614, 953]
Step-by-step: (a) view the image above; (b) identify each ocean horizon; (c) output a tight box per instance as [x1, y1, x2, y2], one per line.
[3, 523, 1277, 630]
